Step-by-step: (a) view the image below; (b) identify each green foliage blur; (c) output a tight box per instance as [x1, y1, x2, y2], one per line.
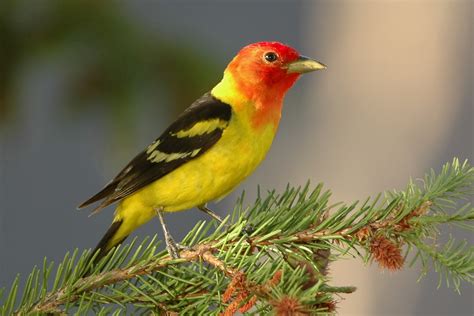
[0, 1, 219, 133]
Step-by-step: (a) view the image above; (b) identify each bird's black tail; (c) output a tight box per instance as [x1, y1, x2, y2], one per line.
[82, 220, 129, 276]
[92, 219, 128, 263]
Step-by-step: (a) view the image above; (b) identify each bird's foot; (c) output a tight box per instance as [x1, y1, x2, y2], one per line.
[155, 207, 188, 259]
[242, 224, 255, 236]
[164, 235, 191, 259]
[164, 235, 181, 259]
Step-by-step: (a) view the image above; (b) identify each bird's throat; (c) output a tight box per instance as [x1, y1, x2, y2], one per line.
[211, 72, 286, 131]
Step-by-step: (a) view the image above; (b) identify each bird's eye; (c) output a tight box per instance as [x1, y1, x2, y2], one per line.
[264, 52, 278, 63]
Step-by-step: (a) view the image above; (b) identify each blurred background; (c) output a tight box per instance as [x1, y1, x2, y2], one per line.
[0, 1, 472, 315]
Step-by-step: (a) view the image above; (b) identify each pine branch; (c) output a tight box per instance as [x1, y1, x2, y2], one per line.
[1, 158, 472, 315]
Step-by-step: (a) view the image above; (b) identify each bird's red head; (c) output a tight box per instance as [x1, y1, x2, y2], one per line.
[226, 42, 302, 100]
[215, 41, 325, 129]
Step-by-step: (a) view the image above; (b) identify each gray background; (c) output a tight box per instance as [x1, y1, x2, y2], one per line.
[0, 1, 472, 315]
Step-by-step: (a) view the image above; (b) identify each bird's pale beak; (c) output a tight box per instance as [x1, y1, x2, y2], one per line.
[286, 55, 327, 74]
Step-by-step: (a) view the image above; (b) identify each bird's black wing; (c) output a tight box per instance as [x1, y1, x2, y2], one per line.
[78, 92, 232, 214]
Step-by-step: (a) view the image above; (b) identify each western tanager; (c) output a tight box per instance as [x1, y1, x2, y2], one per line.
[78, 41, 325, 259]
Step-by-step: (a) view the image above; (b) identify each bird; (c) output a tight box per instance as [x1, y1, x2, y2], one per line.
[78, 41, 326, 260]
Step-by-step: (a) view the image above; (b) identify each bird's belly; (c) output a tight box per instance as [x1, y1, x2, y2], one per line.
[124, 123, 275, 212]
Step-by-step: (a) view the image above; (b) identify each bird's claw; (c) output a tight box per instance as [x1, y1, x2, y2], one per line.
[165, 235, 180, 259]
[242, 224, 255, 236]
[165, 237, 190, 259]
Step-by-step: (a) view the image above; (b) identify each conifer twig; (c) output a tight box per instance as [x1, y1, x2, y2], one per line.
[0, 158, 472, 315]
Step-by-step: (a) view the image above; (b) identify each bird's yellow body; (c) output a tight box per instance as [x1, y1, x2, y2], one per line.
[109, 79, 280, 247]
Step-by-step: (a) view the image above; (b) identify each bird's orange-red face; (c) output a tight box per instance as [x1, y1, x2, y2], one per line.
[214, 41, 325, 129]
[226, 42, 302, 100]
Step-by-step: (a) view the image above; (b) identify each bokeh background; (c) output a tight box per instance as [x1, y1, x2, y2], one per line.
[0, 1, 472, 315]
